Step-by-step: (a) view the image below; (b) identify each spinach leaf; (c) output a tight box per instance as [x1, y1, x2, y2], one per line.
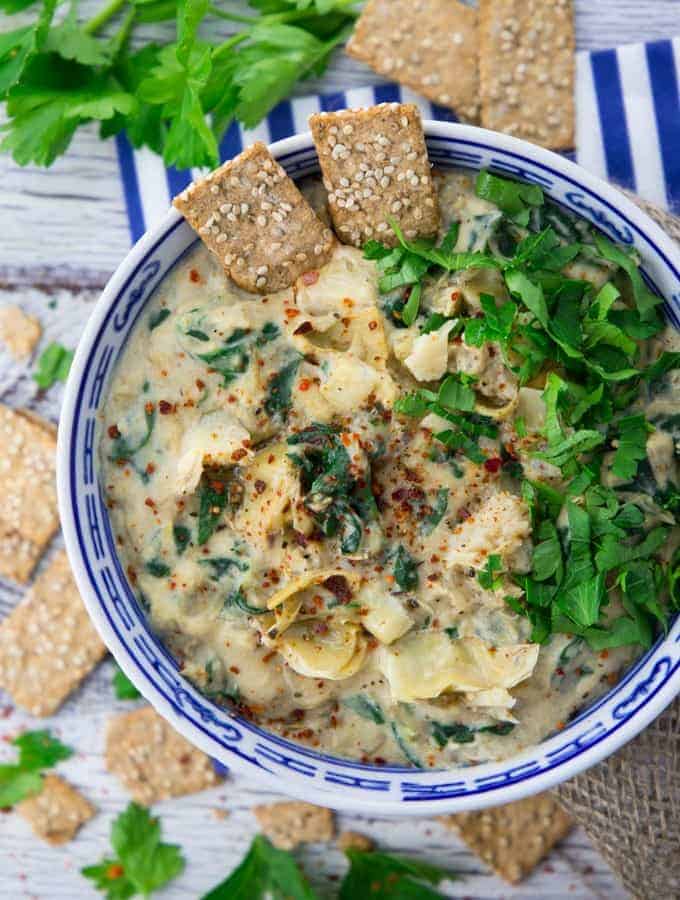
[343, 694, 385, 725]
[197, 475, 229, 545]
[393, 545, 419, 591]
[422, 487, 448, 535]
[264, 355, 301, 418]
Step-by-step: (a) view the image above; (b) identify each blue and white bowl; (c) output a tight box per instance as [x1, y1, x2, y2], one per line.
[57, 122, 680, 814]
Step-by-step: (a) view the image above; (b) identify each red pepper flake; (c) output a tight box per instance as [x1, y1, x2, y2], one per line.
[323, 575, 352, 603]
[146, 462, 156, 475]
[254, 479, 266, 495]
[227, 394, 237, 403]
[231, 448, 248, 462]
[127, 565, 137, 585]
[292, 708, 305, 721]
[229, 666, 240, 674]
[299, 378, 311, 392]
[484, 457, 502, 473]
[458, 506, 471, 521]
[314, 621, 329, 635]
[302, 270, 319, 286]
[144, 497, 155, 509]
[341, 433, 352, 447]
[209, 480, 225, 494]
[158, 400, 174, 415]
[144, 401, 155, 415]
[108, 424, 120, 439]
[189, 268, 201, 283]
[196, 379, 205, 390]
[285, 307, 300, 319]
[294, 321, 313, 335]
[555, 667, 565, 677]
[450, 290, 461, 302]
[106, 864, 125, 880]
[368, 320, 378, 330]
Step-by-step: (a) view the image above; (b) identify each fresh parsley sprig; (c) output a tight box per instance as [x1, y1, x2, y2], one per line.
[0, 0, 360, 168]
[82, 802, 185, 899]
[0, 729, 72, 807]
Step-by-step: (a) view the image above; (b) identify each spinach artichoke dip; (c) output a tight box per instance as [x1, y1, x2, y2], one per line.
[101, 112, 679, 770]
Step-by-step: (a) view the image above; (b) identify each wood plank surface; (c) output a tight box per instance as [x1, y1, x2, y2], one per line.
[2, 1, 677, 896]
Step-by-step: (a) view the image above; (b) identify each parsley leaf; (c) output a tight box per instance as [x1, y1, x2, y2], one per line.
[202, 834, 316, 900]
[422, 487, 448, 535]
[478, 554, 503, 590]
[83, 803, 184, 898]
[611, 414, 652, 481]
[33, 341, 74, 389]
[113, 666, 141, 700]
[340, 849, 457, 900]
[463, 293, 517, 347]
[592, 234, 663, 321]
[0, 729, 72, 807]
[475, 169, 544, 219]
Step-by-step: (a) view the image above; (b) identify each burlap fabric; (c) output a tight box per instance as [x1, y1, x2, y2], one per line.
[554, 194, 680, 900]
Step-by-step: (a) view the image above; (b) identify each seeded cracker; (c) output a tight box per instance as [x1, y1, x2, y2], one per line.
[106, 707, 222, 804]
[16, 775, 95, 845]
[478, 0, 575, 150]
[439, 792, 573, 883]
[346, 0, 479, 121]
[173, 143, 334, 294]
[0, 404, 59, 583]
[0, 305, 41, 360]
[0, 551, 107, 715]
[253, 801, 334, 851]
[310, 104, 440, 249]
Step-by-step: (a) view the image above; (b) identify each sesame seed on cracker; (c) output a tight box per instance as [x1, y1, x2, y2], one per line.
[478, 0, 575, 150]
[253, 801, 335, 851]
[346, 0, 479, 122]
[309, 104, 440, 249]
[105, 707, 223, 804]
[439, 791, 573, 883]
[16, 775, 95, 845]
[0, 404, 59, 584]
[0, 306, 41, 360]
[173, 143, 335, 295]
[0, 551, 107, 716]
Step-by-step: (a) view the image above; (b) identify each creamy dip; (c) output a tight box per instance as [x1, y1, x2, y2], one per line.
[100, 171, 679, 768]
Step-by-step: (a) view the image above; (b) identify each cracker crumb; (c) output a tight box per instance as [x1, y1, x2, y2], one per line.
[0, 306, 41, 360]
[0, 405, 59, 583]
[310, 104, 440, 249]
[173, 143, 334, 294]
[347, 0, 479, 121]
[253, 801, 334, 850]
[0, 551, 106, 715]
[16, 775, 95, 845]
[337, 830, 374, 852]
[478, 0, 575, 150]
[439, 791, 573, 883]
[105, 707, 223, 804]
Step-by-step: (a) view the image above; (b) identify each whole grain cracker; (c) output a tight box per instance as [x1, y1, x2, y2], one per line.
[337, 830, 374, 852]
[253, 801, 334, 851]
[0, 404, 59, 583]
[439, 792, 573, 883]
[0, 551, 107, 715]
[346, 0, 479, 121]
[0, 306, 41, 360]
[16, 775, 95, 845]
[105, 707, 222, 804]
[173, 143, 335, 295]
[478, 0, 575, 150]
[309, 104, 440, 249]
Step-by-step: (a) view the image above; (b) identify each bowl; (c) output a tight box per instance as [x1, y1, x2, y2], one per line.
[57, 121, 680, 815]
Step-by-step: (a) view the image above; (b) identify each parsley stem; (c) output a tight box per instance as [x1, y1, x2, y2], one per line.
[110, 7, 136, 58]
[208, 6, 256, 24]
[83, 0, 128, 35]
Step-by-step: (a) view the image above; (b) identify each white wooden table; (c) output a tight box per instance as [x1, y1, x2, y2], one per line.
[1, 2, 678, 897]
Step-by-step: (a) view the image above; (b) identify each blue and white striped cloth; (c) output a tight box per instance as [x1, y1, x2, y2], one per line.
[116, 36, 680, 244]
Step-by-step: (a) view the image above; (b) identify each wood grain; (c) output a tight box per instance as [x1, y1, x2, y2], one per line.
[2, 0, 673, 895]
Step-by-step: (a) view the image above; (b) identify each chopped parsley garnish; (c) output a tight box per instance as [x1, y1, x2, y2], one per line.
[0, 730, 72, 807]
[432, 719, 515, 748]
[172, 524, 191, 555]
[475, 169, 544, 222]
[33, 342, 73, 389]
[477, 554, 503, 591]
[422, 487, 449, 535]
[611, 414, 652, 481]
[82, 802, 184, 898]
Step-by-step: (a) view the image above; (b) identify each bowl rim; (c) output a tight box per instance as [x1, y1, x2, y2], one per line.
[57, 120, 680, 814]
